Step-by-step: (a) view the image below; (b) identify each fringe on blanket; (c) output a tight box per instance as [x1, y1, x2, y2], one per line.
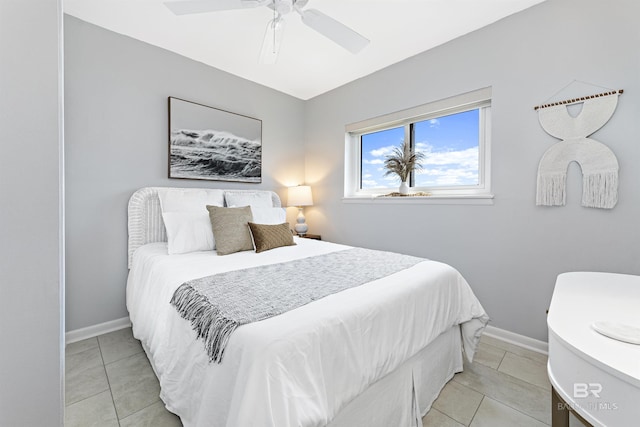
[171, 284, 239, 363]
[582, 171, 618, 209]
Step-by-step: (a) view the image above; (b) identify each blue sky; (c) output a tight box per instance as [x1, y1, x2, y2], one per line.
[361, 109, 479, 189]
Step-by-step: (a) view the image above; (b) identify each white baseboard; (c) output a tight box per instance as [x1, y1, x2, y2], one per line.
[65, 317, 131, 344]
[483, 325, 548, 355]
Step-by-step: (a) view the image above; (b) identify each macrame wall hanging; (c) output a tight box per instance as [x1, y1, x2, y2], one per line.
[534, 85, 623, 209]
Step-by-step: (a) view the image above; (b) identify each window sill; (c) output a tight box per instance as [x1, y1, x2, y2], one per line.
[342, 194, 494, 205]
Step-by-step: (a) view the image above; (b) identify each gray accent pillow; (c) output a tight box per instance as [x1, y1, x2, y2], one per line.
[206, 205, 254, 255]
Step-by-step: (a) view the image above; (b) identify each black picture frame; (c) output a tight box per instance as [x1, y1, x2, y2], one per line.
[168, 97, 262, 183]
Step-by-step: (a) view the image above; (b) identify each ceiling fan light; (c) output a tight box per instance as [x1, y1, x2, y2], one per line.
[273, 0, 293, 15]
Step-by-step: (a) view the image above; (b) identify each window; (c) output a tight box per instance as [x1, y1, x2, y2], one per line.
[345, 87, 492, 201]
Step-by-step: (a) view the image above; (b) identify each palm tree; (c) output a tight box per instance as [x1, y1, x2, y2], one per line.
[383, 140, 425, 184]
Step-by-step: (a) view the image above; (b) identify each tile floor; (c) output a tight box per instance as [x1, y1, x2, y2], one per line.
[65, 328, 587, 426]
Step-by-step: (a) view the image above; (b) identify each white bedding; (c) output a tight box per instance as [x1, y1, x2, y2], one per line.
[126, 237, 489, 427]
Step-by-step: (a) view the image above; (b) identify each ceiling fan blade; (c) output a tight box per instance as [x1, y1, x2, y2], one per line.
[259, 18, 285, 65]
[164, 0, 267, 15]
[300, 8, 369, 54]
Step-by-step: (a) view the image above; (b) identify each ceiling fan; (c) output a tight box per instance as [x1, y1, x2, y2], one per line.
[164, 0, 370, 64]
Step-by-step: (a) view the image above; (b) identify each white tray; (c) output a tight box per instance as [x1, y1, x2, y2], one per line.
[592, 321, 640, 345]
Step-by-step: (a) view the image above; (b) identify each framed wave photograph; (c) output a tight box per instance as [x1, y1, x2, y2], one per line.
[168, 97, 262, 183]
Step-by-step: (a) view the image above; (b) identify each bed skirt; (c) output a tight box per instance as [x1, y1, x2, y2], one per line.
[328, 325, 462, 427]
[140, 325, 462, 427]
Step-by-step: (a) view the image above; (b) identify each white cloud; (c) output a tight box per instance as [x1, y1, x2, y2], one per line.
[369, 145, 396, 157]
[414, 146, 479, 186]
[422, 147, 478, 168]
[363, 141, 479, 188]
[363, 159, 384, 165]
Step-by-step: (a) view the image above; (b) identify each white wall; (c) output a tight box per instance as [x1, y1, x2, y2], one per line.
[0, 0, 64, 424]
[304, 0, 640, 341]
[64, 16, 307, 331]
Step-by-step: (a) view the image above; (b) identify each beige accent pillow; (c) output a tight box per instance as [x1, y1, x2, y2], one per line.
[248, 222, 296, 253]
[206, 206, 254, 255]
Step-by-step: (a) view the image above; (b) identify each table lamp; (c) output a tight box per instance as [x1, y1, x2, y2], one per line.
[288, 185, 313, 236]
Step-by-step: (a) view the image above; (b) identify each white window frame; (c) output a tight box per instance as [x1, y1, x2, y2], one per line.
[344, 87, 494, 204]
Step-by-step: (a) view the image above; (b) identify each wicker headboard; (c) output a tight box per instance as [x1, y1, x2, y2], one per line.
[127, 187, 282, 268]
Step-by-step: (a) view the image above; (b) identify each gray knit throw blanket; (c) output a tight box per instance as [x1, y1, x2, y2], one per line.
[170, 248, 424, 363]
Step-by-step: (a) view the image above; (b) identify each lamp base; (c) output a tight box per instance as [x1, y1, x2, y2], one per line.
[294, 207, 308, 236]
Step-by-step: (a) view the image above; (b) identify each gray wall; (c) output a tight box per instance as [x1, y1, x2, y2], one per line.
[0, 0, 64, 424]
[304, 0, 640, 341]
[65, 16, 306, 331]
[66, 0, 640, 342]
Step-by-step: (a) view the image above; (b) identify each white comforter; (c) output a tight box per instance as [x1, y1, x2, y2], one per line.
[126, 238, 488, 427]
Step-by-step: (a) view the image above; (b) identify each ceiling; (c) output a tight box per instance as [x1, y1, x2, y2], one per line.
[64, 0, 545, 100]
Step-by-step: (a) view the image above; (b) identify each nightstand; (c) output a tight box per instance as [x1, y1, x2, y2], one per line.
[299, 234, 321, 240]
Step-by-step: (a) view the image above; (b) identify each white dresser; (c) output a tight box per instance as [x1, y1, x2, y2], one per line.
[547, 272, 640, 427]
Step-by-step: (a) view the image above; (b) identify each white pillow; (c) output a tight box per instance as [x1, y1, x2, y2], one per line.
[157, 188, 225, 254]
[158, 188, 225, 212]
[162, 212, 214, 254]
[250, 207, 286, 225]
[224, 191, 273, 208]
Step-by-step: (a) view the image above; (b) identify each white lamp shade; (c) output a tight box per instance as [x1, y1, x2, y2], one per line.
[288, 185, 313, 207]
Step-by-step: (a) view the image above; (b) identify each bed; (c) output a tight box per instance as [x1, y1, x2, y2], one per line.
[126, 186, 489, 427]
